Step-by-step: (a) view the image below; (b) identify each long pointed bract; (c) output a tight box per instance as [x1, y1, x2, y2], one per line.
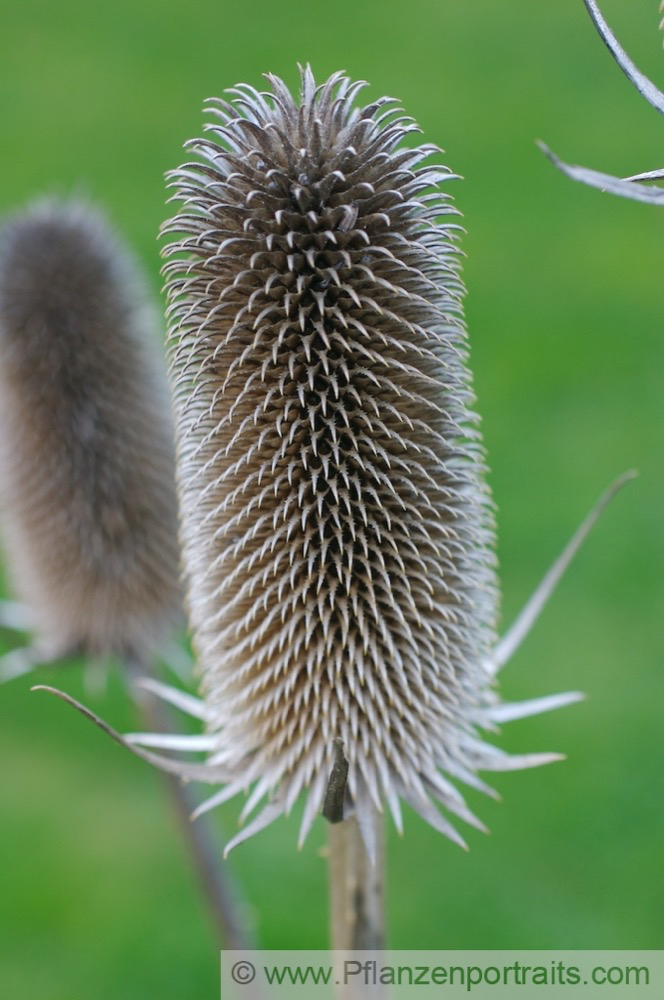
[582, 0, 664, 114]
[490, 470, 637, 674]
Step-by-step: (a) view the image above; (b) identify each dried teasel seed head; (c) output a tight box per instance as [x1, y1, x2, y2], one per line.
[0, 198, 181, 665]
[158, 68, 579, 854]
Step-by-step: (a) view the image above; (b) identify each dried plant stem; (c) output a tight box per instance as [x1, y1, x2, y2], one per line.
[125, 658, 255, 950]
[156, 762, 254, 951]
[328, 816, 386, 951]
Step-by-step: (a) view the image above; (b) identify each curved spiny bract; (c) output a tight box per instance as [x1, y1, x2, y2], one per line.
[0, 198, 181, 664]
[541, 2, 664, 204]
[162, 68, 553, 853]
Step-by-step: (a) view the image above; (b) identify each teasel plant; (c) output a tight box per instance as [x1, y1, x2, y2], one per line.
[36, 69, 633, 951]
[0, 198, 182, 679]
[0, 197, 253, 948]
[541, 0, 664, 205]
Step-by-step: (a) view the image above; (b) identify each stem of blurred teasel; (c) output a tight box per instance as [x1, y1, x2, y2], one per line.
[126, 657, 256, 951]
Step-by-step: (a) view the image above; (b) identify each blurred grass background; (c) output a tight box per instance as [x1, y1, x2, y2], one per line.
[0, 0, 662, 996]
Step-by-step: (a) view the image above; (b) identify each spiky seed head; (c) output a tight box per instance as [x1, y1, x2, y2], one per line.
[161, 68, 563, 853]
[0, 198, 182, 663]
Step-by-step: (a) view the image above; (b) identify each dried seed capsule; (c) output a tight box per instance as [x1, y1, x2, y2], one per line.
[156, 68, 580, 853]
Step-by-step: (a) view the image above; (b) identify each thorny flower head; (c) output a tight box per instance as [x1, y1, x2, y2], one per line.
[0, 198, 182, 680]
[56, 68, 622, 858]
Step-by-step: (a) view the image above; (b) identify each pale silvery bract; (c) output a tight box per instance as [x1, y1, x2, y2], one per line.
[541, 0, 664, 204]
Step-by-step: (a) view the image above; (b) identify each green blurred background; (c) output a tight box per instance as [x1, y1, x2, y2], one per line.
[0, 0, 662, 996]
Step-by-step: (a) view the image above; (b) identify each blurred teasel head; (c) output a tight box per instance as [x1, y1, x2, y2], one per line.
[157, 67, 583, 854]
[0, 198, 182, 668]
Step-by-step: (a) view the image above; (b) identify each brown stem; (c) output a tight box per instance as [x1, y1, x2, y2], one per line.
[328, 815, 385, 950]
[125, 657, 255, 950]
